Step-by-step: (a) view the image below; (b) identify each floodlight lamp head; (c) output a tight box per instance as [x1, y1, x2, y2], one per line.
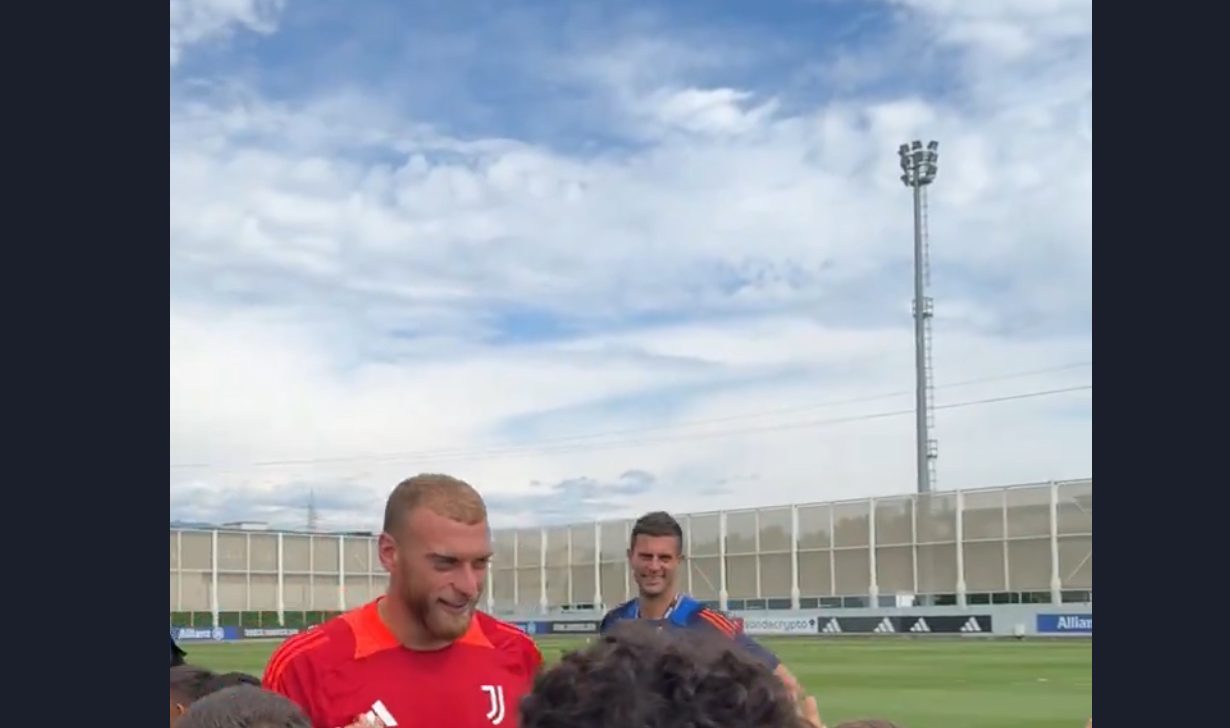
[900, 139, 940, 185]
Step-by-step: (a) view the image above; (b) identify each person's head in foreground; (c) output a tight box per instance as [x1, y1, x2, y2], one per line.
[203, 672, 261, 694]
[379, 472, 493, 649]
[171, 633, 187, 666]
[177, 685, 311, 728]
[521, 620, 824, 728]
[171, 664, 216, 725]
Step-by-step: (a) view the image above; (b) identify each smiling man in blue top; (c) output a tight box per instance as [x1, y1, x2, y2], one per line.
[599, 511, 801, 697]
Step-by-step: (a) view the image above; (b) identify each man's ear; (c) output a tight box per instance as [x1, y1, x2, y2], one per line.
[378, 531, 399, 572]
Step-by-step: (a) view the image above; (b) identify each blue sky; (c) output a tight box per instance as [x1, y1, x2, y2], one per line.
[169, 0, 1092, 530]
[174, 0, 922, 139]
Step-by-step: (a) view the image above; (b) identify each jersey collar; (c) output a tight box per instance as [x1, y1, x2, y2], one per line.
[630, 592, 682, 621]
[347, 597, 492, 659]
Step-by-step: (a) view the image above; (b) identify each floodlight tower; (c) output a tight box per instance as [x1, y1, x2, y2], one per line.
[899, 140, 939, 494]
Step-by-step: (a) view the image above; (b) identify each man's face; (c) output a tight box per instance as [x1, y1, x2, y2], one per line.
[380, 507, 492, 642]
[628, 534, 682, 598]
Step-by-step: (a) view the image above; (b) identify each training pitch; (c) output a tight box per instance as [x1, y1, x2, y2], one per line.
[183, 636, 1091, 728]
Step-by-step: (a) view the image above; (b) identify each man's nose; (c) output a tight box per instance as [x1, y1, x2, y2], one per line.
[454, 564, 481, 597]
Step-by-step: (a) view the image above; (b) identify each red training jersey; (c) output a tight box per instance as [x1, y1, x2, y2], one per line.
[263, 598, 542, 728]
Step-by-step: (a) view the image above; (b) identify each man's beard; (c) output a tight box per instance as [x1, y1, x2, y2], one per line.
[400, 579, 475, 642]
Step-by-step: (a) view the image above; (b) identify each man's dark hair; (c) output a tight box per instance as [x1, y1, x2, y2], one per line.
[171, 634, 188, 666]
[171, 664, 217, 704]
[203, 672, 261, 694]
[177, 685, 311, 728]
[520, 620, 806, 728]
[629, 511, 684, 553]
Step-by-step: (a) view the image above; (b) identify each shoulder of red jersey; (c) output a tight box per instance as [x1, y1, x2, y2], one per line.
[474, 611, 540, 656]
[262, 616, 354, 689]
[264, 607, 542, 689]
[474, 612, 543, 674]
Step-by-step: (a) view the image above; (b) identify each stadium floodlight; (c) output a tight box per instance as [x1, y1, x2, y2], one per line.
[898, 140, 940, 495]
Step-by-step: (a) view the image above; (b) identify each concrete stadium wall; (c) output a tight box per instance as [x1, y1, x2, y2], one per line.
[172, 478, 1092, 622]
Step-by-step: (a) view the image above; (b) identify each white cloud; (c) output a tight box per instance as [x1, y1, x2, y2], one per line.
[890, 0, 1092, 61]
[639, 88, 780, 137]
[170, 299, 1090, 529]
[170, 81, 1089, 317]
[169, 2, 1091, 530]
[170, 0, 287, 66]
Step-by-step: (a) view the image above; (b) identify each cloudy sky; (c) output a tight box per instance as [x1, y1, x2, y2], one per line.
[169, 0, 1092, 532]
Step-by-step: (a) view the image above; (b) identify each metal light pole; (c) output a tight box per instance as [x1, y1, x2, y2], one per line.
[899, 140, 939, 494]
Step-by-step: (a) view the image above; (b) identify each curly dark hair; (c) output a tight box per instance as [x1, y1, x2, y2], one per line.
[171, 664, 217, 704]
[203, 671, 261, 694]
[177, 685, 310, 728]
[520, 620, 807, 728]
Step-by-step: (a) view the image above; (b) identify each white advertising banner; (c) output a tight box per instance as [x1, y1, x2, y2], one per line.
[740, 616, 818, 635]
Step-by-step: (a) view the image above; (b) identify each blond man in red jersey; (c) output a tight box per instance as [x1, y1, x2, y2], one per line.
[263, 475, 542, 728]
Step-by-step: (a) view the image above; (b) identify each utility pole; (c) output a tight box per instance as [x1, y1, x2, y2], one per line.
[307, 489, 319, 532]
[898, 140, 939, 494]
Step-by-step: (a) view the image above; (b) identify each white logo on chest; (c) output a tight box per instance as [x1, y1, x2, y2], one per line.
[361, 699, 398, 727]
[481, 685, 506, 725]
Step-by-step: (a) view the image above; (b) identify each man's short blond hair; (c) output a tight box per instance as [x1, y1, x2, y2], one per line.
[383, 473, 488, 533]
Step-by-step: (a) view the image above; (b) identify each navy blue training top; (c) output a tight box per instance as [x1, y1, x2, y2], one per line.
[599, 594, 779, 670]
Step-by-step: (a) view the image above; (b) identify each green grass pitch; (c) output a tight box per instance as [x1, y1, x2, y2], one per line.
[182, 636, 1091, 728]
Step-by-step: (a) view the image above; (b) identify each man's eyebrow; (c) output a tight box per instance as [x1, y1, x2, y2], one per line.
[428, 552, 494, 561]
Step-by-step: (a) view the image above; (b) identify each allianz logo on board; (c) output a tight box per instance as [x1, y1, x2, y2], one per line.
[1057, 615, 1092, 631]
[1038, 613, 1092, 633]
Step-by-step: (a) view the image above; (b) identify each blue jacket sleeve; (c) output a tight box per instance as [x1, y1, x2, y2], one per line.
[733, 630, 780, 670]
[689, 609, 780, 670]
